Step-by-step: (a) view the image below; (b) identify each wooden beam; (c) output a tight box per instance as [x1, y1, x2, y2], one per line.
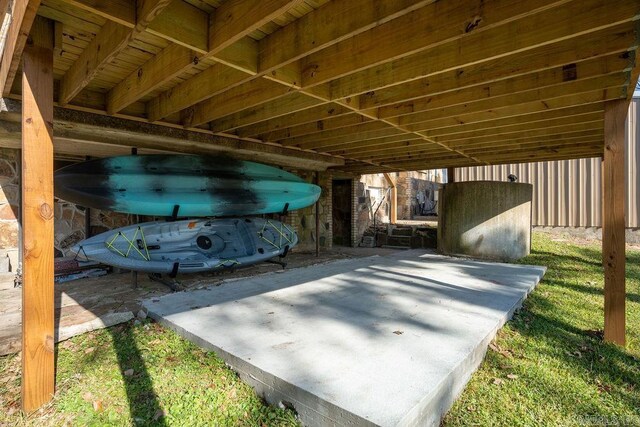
[602, 99, 628, 346]
[298, 128, 408, 151]
[58, 0, 173, 106]
[235, 103, 353, 138]
[141, 0, 303, 121]
[329, 17, 638, 101]
[435, 115, 604, 144]
[146, 0, 436, 123]
[147, 0, 208, 52]
[258, 0, 434, 73]
[0, 0, 41, 95]
[301, 0, 638, 88]
[107, 44, 199, 114]
[326, 135, 427, 155]
[0, 98, 344, 170]
[406, 87, 626, 132]
[187, 77, 295, 127]
[261, 113, 372, 142]
[60, 0, 135, 27]
[147, 64, 249, 122]
[378, 55, 628, 120]
[21, 16, 55, 412]
[280, 121, 394, 146]
[399, 73, 627, 128]
[383, 173, 397, 224]
[209, 92, 321, 132]
[426, 103, 605, 137]
[209, 0, 301, 54]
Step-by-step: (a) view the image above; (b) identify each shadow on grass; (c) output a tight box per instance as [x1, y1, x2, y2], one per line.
[109, 323, 166, 426]
[511, 308, 640, 412]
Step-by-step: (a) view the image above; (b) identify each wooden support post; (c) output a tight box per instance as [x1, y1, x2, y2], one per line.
[383, 173, 397, 224]
[447, 167, 456, 183]
[130, 147, 138, 288]
[602, 99, 627, 346]
[21, 16, 55, 411]
[314, 172, 320, 257]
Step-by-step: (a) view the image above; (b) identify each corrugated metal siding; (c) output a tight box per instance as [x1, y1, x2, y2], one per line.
[455, 100, 640, 228]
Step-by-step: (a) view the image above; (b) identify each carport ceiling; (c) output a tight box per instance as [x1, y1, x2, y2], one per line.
[1, 0, 639, 173]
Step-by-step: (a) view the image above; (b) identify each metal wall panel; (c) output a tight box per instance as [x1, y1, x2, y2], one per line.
[455, 100, 639, 228]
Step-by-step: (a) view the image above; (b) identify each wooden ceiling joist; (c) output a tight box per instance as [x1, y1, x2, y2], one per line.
[0, 0, 41, 95]
[58, 0, 174, 106]
[0, 0, 637, 172]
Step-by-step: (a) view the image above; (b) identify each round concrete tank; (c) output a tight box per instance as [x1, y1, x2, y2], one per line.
[437, 181, 533, 261]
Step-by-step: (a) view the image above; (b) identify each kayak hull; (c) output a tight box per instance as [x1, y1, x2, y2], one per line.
[55, 155, 321, 216]
[72, 217, 298, 274]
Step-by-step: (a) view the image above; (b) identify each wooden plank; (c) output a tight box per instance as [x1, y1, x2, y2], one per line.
[434, 114, 604, 143]
[359, 44, 633, 110]
[378, 55, 628, 120]
[260, 113, 372, 142]
[383, 173, 397, 224]
[146, 0, 208, 53]
[21, 16, 55, 412]
[296, 127, 407, 151]
[258, 0, 435, 73]
[235, 103, 354, 138]
[58, 0, 135, 27]
[426, 103, 604, 137]
[57, 21, 130, 105]
[602, 99, 627, 346]
[302, 0, 639, 88]
[325, 135, 427, 155]
[146, 64, 250, 122]
[399, 73, 627, 128]
[280, 121, 394, 146]
[209, 0, 301, 54]
[329, 18, 638, 101]
[209, 92, 321, 132]
[107, 43, 199, 114]
[0, 0, 41, 95]
[188, 77, 295, 127]
[146, 0, 436, 123]
[406, 86, 626, 132]
[58, 0, 173, 105]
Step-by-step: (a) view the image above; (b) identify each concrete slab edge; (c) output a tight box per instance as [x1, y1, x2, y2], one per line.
[145, 309, 374, 426]
[397, 266, 547, 427]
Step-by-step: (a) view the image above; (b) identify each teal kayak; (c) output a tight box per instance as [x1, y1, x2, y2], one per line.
[54, 155, 321, 217]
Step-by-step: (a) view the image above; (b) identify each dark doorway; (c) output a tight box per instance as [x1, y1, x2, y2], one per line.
[332, 179, 352, 246]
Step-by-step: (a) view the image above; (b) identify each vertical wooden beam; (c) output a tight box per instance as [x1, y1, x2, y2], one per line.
[447, 167, 456, 183]
[383, 173, 397, 224]
[602, 99, 627, 346]
[314, 172, 320, 257]
[21, 16, 55, 411]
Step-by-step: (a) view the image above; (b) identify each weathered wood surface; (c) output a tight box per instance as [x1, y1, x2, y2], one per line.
[21, 15, 54, 411]
[602, 99, 628, 346]
[6, 0, 640, 171]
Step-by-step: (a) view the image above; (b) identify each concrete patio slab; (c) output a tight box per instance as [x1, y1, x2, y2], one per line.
[143, 250, 546, 426]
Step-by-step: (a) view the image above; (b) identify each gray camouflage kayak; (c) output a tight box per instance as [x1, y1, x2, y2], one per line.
[71, 217, 297, 274]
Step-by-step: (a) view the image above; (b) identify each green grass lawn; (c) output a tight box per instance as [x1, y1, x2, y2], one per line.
[1, 232, 639, 426]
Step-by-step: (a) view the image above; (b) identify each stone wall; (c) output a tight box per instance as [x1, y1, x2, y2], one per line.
[0, 148, 20, 270]
[282, 169, 333, 252]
